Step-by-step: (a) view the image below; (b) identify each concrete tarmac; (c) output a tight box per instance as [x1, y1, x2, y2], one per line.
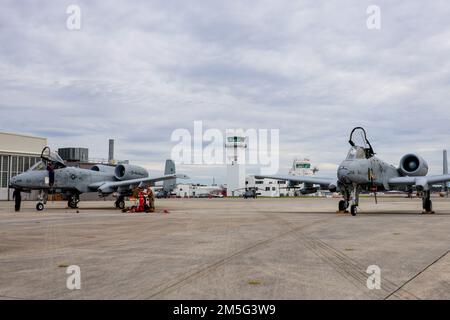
[0, 197, 449, 300]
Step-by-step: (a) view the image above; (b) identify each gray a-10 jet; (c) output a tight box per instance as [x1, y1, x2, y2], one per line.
[255, 127, 450, 215]
[9, 147, 188, 211]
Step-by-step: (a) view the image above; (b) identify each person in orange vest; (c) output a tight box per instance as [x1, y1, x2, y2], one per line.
[137, 191, 145, 212]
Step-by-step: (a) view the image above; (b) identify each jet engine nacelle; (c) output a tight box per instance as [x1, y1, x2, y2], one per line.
[90, 165, 116, 175]
[399, 154, 429, 177]
[114, 164, 149, 181]
[287, 180, 299, 188]
[300, 187, 318, 195]
[328, 183, 338, 193]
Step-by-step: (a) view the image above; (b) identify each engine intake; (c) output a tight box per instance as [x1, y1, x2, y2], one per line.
[399, 153, 428, 176]
[114, 164, 149, 181]
[90, 165, 116, 175]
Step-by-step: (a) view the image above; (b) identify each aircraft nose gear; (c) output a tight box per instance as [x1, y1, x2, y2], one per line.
[350, 185, 360, 216]
[68, 194, 80, 209]
[35, 190, 48, 211]
[340, 185, 360, 216]
[422, 191, 434, 214]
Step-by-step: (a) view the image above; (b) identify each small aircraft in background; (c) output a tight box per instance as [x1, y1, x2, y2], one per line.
[9, 147, 188, 211]
[256, 127, 450, 215]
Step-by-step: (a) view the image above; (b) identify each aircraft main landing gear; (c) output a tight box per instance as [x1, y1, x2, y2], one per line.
[422, 190, 434, 214]
[115, 196, 125, 210]
[68, 194, 80, 209]
[338, 200, 349, 212]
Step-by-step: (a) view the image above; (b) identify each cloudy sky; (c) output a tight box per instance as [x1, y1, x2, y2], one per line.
[1, 1, 450, 183]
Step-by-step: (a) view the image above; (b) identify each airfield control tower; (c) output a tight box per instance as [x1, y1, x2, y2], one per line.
[226, 135, 247, 197]
[289, 158, 316, 176]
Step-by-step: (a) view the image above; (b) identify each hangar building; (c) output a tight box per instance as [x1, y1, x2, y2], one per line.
[0, 132, 47, 200]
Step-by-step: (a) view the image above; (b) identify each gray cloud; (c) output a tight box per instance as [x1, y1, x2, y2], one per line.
[1, 0, 450, 183]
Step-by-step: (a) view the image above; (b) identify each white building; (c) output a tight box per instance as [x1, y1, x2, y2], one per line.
[246, 158, 318, 197]
[0, 132, 47, 200]
[174, 184, 224, 198]
[225, 135, 247, 196]
[245, 176, 286, 197]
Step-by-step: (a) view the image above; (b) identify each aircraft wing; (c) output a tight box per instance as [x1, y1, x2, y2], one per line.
[388, 174, 450, 187]
[90, 174, 189, 193]
[254, 174, 336, 187]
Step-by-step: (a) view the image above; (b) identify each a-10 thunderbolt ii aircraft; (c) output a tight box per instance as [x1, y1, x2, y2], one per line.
[255, 127, 450, 216]
[9, 147, 188, 211]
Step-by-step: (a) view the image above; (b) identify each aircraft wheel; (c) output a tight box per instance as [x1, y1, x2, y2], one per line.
[116, 200, 125, 210]
[424, 199, 432, 212]
[68, 200, 78, 209]
[338, 200, 347, 211]
[36, 203, 44, 211]
[350, 205, 357, 216]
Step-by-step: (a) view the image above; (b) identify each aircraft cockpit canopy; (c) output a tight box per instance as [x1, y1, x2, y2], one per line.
[40, 146, 66, 168]
[348, 127, 376, 159]
[346, 146, 367, 160]
[29, 161, 47, 171]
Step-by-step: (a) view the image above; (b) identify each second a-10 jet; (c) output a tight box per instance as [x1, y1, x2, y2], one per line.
[256, 127, 450, 215]
[9, 147, 188, 211]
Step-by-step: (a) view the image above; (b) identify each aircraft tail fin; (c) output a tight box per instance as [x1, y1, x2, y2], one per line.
[444, 150, 448, 175]
[163, 159, 176, 193]
[443, 150, 448, 196]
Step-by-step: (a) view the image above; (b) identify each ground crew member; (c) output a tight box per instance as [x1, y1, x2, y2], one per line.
[147, 188, 155, 212]
[137, 191, 145, 212]
[13, 188, 22, 212]
[132, 187, 140, 199]
[47, 162, 55, 186]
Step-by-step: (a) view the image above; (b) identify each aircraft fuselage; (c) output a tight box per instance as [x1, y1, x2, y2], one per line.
[10, 167, 115, 194]
[337, 156, 400, 188]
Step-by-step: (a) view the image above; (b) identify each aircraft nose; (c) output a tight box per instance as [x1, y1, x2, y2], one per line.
[337, 166, 351, 184]
[9, 174, 25, 188]
[9, 176, 17, 187]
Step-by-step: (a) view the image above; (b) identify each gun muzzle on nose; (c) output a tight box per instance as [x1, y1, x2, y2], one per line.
[337, 166, 350, 183]
[9, 176, 17, 188]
